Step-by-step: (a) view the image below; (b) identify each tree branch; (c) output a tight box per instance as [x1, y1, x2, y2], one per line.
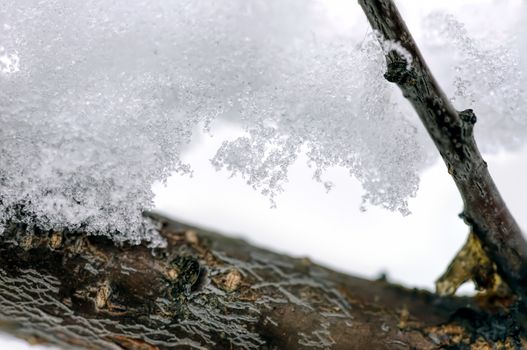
[358, 0, 527, 301]
[0, 214, 524, 349]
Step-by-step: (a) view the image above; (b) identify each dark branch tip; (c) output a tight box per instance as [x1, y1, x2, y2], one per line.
[383, 61, 412, 84]
[459, 109, 477, 139]
[459, 109, 477, 125]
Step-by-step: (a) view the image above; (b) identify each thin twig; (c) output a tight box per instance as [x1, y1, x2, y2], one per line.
[358, 0, 527, 300]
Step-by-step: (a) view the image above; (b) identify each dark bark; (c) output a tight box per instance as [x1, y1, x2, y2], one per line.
[358, 0, 527, 302]
[0, 214, 525, 349]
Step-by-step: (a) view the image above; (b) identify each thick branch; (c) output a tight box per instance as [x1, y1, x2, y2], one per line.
[358, 0, 527, 301]
[0, 214, 524, 349]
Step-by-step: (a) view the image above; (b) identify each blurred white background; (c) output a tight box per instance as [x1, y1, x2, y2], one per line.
[2, 0, 526, 348]
[154, 125, 527, 291]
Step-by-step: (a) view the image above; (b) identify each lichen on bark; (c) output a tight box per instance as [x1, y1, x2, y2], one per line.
[0, 214, 525, 349]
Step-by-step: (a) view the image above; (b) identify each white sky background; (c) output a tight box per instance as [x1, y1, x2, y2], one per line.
[2, 0, 526, 348]
[154, 131, 527, 290]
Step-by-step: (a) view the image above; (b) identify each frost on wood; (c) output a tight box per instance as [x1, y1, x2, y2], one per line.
[0, 1, 525, 243]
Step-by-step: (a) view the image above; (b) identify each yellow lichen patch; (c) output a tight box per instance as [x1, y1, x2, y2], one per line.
[49, 231, 63, 249]
[426, 324, 468, 347]
[397, 305, 409, 329]
[470, 337, 525, 350]
[96, 281, 111, 310]
[436, 232, 503, 296]
[427, 321, 526, 348]
[184, 230, 199, 245]
[165, 267, 179, 281]
[214, 269, 243, 293]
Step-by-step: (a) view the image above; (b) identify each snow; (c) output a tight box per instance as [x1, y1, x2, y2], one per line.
[0, 0, 525, 245]
[0, 0, 421, 241]
[0, 47, 19, 74]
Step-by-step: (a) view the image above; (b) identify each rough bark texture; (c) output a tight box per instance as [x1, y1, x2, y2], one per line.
[0, 213, 525, 350]
[358, 0, 527, 302]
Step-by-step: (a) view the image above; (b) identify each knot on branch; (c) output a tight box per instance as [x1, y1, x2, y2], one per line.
[169, 255, 206, 298]
[384, 60, 413, 85]
[459, 109, 477, 125]
[459, 109, 477, 139]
